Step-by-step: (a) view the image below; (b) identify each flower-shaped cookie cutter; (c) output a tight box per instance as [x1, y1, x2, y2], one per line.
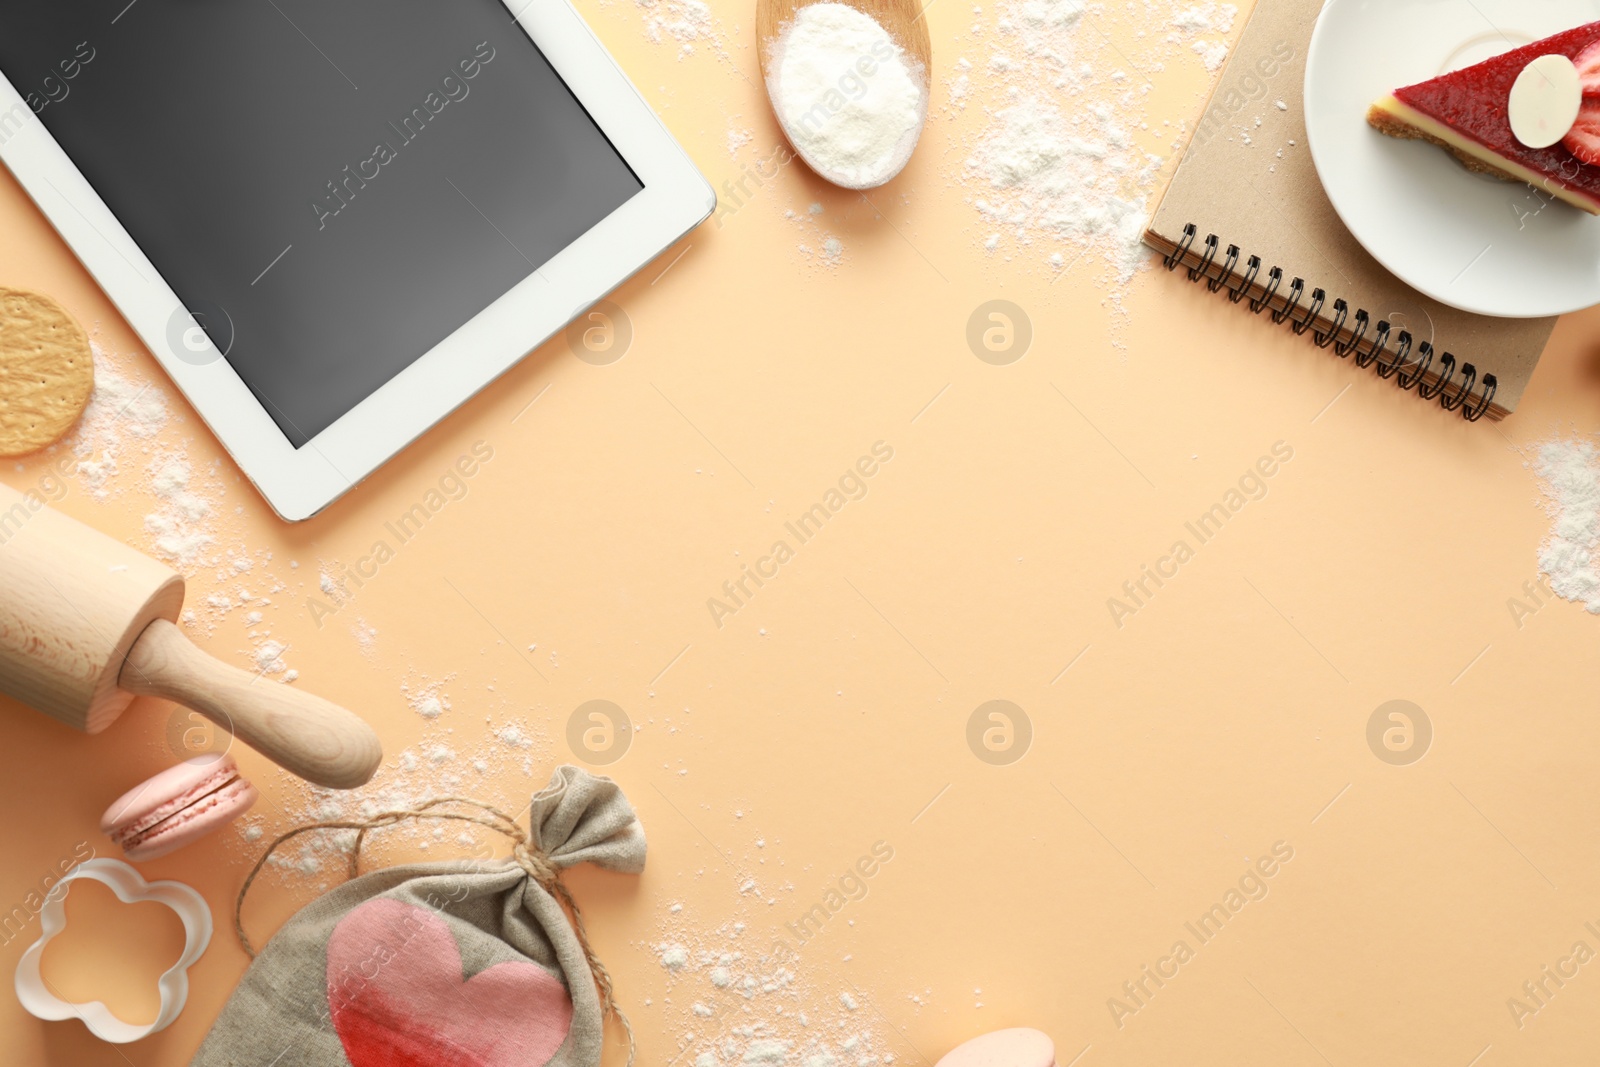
[14, 858, 212, 1043]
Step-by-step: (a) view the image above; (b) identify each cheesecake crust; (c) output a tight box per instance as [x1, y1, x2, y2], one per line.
[1367, 95, 1600, 214]
[1367, 102, 1516, 179]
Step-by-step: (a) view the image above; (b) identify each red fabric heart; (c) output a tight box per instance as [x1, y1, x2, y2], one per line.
[326, 897, 573, 1067]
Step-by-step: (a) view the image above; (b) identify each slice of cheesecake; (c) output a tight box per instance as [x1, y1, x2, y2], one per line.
[1368, 22, 1600, 214]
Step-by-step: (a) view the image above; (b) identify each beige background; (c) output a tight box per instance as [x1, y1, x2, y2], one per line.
[3, 0, 1600, 1065]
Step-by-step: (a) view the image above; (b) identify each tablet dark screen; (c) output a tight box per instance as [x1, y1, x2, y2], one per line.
[0, 1, 642, 447]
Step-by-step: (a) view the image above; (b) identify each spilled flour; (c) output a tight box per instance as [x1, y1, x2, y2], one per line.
[144, 454, 217, 566]
[1531, 437, 1600, 613]
[14, 344, 385, 689]
[647, 894, 893, 1067]
[634, 0, 722, 58]
[62, 349, 292, 644]
[69, 349, 169, 499]
[952, 0, 1238, 285]
[235, 676, 553, 885]
[72, 347, 237, 577]
[404, 675, 454, 720]
[783, 201, 847, 269]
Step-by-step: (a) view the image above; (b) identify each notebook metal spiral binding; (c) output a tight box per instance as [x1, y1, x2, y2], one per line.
[1163, 223, 1498, 421]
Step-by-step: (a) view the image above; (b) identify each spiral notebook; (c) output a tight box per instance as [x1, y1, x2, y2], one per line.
[1143, 0, 1554, 421]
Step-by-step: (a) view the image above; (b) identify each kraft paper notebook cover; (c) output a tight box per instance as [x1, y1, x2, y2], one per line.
[1143, 0, 1555, 421]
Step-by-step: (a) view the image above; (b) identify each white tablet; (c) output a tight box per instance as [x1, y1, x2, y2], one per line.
[0, 1, 714, 520]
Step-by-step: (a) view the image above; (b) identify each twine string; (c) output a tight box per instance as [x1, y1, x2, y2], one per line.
[236, 796, 636, 1066]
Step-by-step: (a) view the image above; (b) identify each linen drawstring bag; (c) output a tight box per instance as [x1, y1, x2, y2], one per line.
[191, 765, 644, 1067]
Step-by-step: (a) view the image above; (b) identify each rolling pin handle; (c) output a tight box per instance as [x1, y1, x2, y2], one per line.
[119, 620, 382, 789]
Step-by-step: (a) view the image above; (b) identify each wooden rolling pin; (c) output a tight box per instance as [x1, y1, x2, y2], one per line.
[0, 481, 380, 788]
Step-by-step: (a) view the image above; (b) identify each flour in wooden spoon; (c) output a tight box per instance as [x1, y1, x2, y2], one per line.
[768, 3, 925, 188]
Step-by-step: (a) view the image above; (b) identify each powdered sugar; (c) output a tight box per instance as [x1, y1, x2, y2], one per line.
[1531, 437, 1600, 613]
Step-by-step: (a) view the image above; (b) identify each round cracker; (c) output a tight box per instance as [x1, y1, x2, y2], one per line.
[0, 287, 94, 457]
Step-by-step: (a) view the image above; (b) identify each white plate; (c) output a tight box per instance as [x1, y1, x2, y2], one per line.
[1306, 0, 1600, 318]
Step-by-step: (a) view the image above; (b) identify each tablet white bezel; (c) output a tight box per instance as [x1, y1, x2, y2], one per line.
[0, 0, 714, 520]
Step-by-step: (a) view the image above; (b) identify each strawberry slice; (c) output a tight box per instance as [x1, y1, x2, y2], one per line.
[1563, 39, 1600, 164]
[1563, 96, 1600, 165]
[1576, 39, 1600, 93]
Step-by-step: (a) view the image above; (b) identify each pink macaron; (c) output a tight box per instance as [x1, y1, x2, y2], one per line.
[935, 1029, 1057, 1067]
[100, 755, 258, 861]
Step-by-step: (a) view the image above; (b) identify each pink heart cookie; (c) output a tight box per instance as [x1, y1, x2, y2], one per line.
[326, 897, 573, 1067]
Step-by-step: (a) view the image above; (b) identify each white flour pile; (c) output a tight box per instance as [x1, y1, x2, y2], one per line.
[953, 0, 1238, 282]
[1531, 437, 1600, 613]
[767, 3, 925, 188]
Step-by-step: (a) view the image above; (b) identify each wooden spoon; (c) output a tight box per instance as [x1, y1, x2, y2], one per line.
[756, 0, 933, 189]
